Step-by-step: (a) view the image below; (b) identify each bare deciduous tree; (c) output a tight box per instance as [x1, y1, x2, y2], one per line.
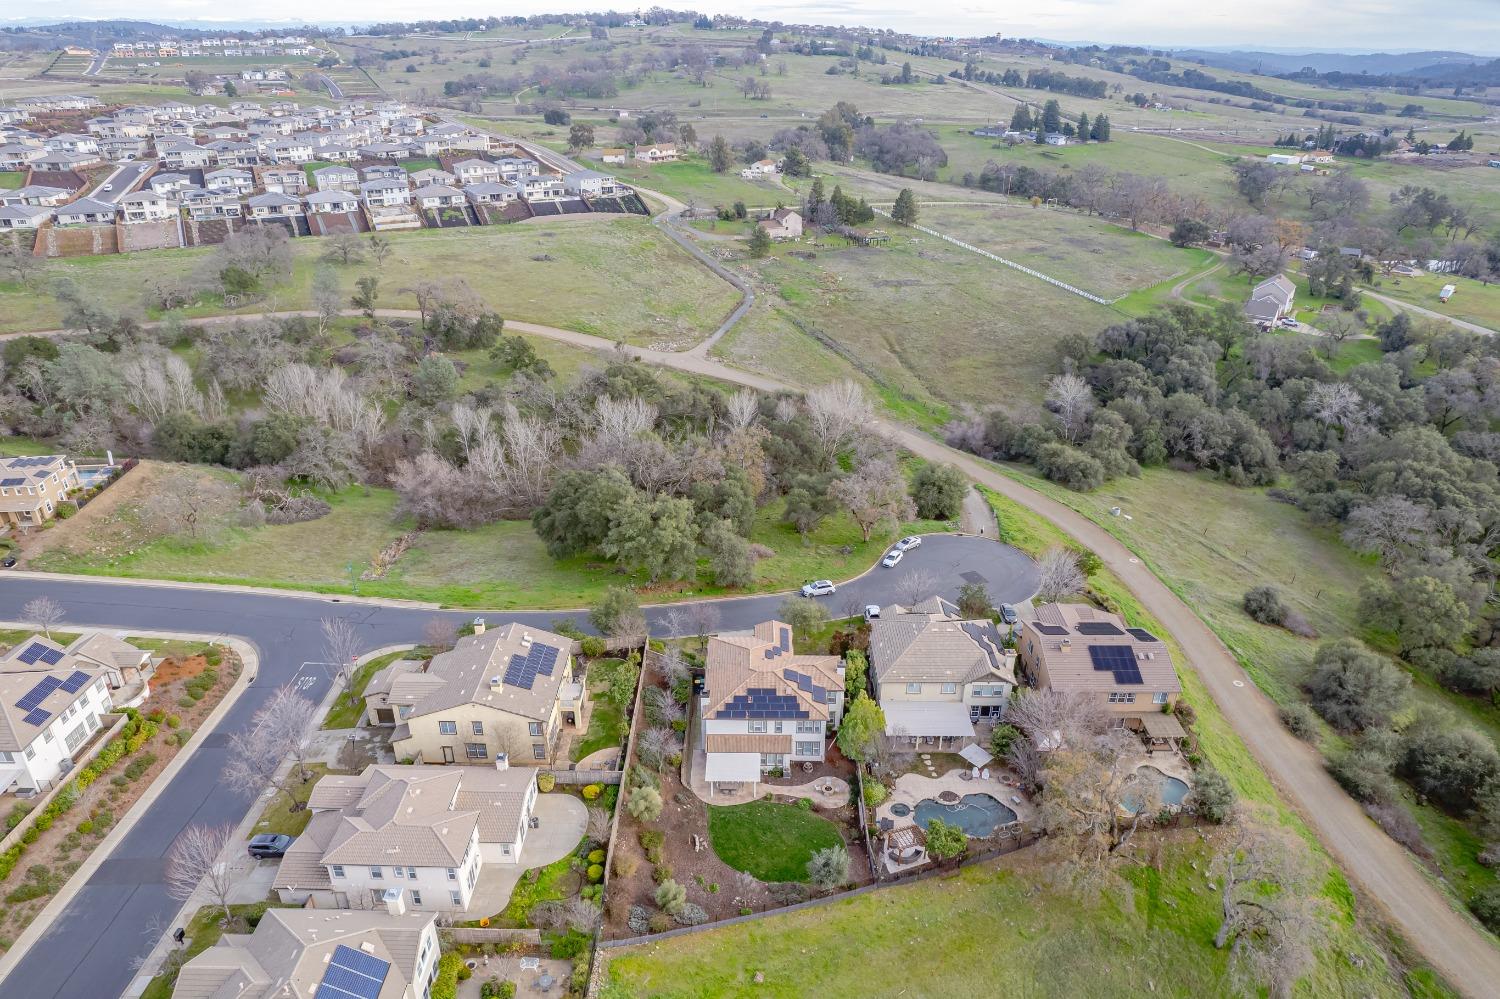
[586, 805, 610, 844]
[22, 596, 65, 639]
[222, 684, 319, 810]
[830, 459, 915, 542]
[422, 616, 460, 651]
[896, 568, 940, 607]
[165, 823, 235, 923]
[1212, 805, 1331, 998]
[805, 380, 873, 465]
[725, 389, 759, 433]
[686, 602, 719, 643]
[636, 726, 678, 771]
[121, 353, 204, 424]
[1034, 546, 1086, 604]
[1045, 373, 1096, 443]
[321, 617, 366, 690]
[1005, 688, 1109, 753]
[1342, 496, 1434, 567]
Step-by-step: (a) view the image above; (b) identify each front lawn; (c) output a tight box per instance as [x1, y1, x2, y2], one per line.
[247, 763, 333, 838]
[321, 648, 428, 730]
[706, 799, 843, 883]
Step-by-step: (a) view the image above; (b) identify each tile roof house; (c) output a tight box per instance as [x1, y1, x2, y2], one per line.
[170, 908, 440, 999]
[0, 454, 80, 526]
[461, 181, 520, 206]
[0, 634, 124, 793]
[869, 597, 1015, 746]
[1245, 273, 1295, 324]
[1017, 603, 1183, 745]
[313, 164, 360, 191]
[699, 620, 844, 796]
[118, 190, 176, 223]
[273, 763, 537, 912]
[246, 191, 304, 219]
[757, 208, 803, 241]
[387, 621, 588, 767]
[53, 197, 118, 226]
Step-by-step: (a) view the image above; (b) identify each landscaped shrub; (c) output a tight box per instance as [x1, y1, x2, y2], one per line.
[1279, 702, 1320, 741]
[627, 786, 662, 822]
[1363, 800, 1432, 858]
[651, 863, 673, 884]
[673, 901, 709, 926]
[587, 864, 603, 882]
[861, 782, 888, 807]
[582, 783, 602, 800]
[795, 797, 812, 811]
[654, 878, 686, 914]
[613, 852, 638, 878]
[547, 929, 589, 959]
[456, 962, 472, 981]
[165, 714, 181, 729]
[124, 752, 158, 781]
[53, 501, 77, 520]
[431, 952, 463, 999]
[647, 912, 673, 933]
[580, 635, 607, 658]
[480, 978, 516, 999]
[806, 845, 851, 892]
[536, 772, 555, 793]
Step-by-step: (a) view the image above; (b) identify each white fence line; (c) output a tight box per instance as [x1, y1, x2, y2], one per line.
[877, 211, 1124, 306]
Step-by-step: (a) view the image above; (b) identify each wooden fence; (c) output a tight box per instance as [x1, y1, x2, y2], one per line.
[549, 769, 622, 786]
[445, 927, 542, 947]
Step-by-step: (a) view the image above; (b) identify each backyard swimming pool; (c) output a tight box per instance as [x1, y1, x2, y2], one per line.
[913, 793, 1017, 837]
[1122, 765, 1191, 814]
[74, 465, 115, 489]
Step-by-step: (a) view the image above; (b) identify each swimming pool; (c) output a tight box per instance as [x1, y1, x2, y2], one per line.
[913, 793, 1017, 838]
[1122, 765, 1191, 814]
[75, 466, 115, 489]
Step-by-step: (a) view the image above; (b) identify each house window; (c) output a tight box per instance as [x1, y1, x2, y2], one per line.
[1153, 692, 1170, 705]
[773, 721, 784, 734]
[446, 868, 457, 880]
[795, 721, 820, 734]
[532, 744, 545, 760]
[24, 746, 35, 760]
[450, 891, 462, 906]
[941, 683, 958, 695]
[41, 730, 52, 743]
[438, 720, 457, 735]
[471, 721, 484, 736]
[0, 752, 11, 764]
[395, 867, 405, 879]
[1107, 692, 1137, 704]
[370, 866, 383, 879]
[748, 720, 767, 733]
[826, 690, 837, 704]
[410, 890, 422, 906]
[906, 683, 922, 694]
[465, 742, 487, 760]
[406, 866, 417, 878]
[331, 865, 344, 878]
[795, 741, 820, 757]
[528, 721, 543, 737]
[501, 844, 511, 856]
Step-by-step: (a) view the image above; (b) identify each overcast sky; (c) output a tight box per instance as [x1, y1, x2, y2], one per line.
[8, 1, 1496, 54]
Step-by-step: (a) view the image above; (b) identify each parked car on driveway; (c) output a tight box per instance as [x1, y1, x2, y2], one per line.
[1000, 604, 1018, 625]
[893, 536, 922, 552]
[801, 579, 836, 597]
[248, 834, 294, 859]
[864, 604, 881, 622]
[881, 550, 904, 568]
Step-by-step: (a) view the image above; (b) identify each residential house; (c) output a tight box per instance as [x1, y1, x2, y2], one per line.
[53, 197, 118, 226]
[0, 634, 119, 793]
[313, 165, 360, 191]
[273, 763, 538, 912]
[304, 190, 360, 215]
[5, 185, 71, 207]
[205, 168, 255, 195]
[600, 148, 628, 164]
[1043, 132, 1069, 146]
[493, 157, 541, 183]
[1244, 273, 1295, 324]
[170, 909, 441, 999]
[361, 164, 407, 183]
[561, 170, 621, 198]
[0, 143, 42, 170]
[33, 150, 101, 172]
[757, 208, 803, 241]
[183, 190, 244, 220]
[410, 168, 457, 188]
[412, 184, 465, 210]
[634, 143, 678, 163]
[246, 192, 304, 219]
[520, 176, 566, 202]
[358, 141, 415, 161]
[206, 140, 260, 166]
[148, 173, 195, 198]
[360, 178, 412, 208]
[157, 143, 215, 171]
[461, 182, 519, 207]
[0, 204, 53, 230]
[451, 158, 500, 185]
[869, 597, 1015, 747]
[384, 620, 587, 766]
[265, 138, 315, 164]
[118, 191, 176, 223]
[740, 158, 780, 179]
[1016, 602, 1183, 749]
[260, 167, 306, 195]
[699, 620, 845, 797]
[1266, 152, 1302, 165]
[43, 132, 99, 155]
[64, 632, 153, 689]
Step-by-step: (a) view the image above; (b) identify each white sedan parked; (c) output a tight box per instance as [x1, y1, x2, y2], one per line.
[881, 550, 904, 568]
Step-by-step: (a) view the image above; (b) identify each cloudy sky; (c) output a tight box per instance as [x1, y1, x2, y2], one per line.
[8, 1, 1496, 53]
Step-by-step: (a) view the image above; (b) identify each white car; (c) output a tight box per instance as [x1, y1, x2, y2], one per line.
[881, 550, 904, 568]
[801, 579, 836, 597]
[101, 183, 113, 192]
[864, 604, 881, 622]
[893, 536, 923, 552]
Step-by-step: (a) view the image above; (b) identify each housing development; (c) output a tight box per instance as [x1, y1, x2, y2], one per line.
[0, 6, 1498, 999]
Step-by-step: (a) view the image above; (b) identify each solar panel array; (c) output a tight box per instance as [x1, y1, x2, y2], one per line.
[782, 668, 828, 703]
[16, 643, 64, 667]
[1127, 628, 1159, 643]
[314, 944, 390, 999]
[16, 674, 63, 709]
[501, 642, 560, 691]
[22, 708, 50, 727]
[4, 457, 53, 469]
[1087, 645, 1143, 685]
[960, 622, 1005, 671]
[760, 627, 793, 661]
[0, 478, 23, 487]
[60, 670, 90, 693]
[1075, 621, 1124, 636]
[712, 686, 810, 720]
[1033, 623, 1068, 636]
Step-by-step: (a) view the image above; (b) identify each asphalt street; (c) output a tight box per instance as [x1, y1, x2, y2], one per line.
[0, 532, 1034, 999]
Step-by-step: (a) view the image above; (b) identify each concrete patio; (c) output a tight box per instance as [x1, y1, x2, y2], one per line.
[465, 793, 588, 919]
[458, 956, 573, 999]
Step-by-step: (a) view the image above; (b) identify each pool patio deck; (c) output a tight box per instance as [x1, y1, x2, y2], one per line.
[875, 763, 1035, 863]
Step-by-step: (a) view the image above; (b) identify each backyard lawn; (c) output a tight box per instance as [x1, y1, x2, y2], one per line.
[570, 673, 627, 762]
[706, 799, 843, 883]
[491, 834, 587, 926]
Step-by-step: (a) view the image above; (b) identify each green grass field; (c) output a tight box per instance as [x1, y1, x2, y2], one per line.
[0, 172, 23, 190]
[706, 799, 843, 883]
[1371, 271, 1500, 331]
[322, 649, 426, 730]
[601, 155, 786, 210]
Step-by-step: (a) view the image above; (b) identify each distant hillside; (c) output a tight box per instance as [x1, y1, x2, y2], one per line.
[1173, 48, 1482, 76]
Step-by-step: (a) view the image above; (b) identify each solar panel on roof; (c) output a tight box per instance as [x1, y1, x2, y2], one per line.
[1127, 628, 1159, 643]
[778, 627, 790, 652]
[1087, 645, 1145, 685]
[1075, 622, 1124, 636]
[16, 643, 44, 666]
[22, 708, 50, 727]
[1033, 623, 1068, 636]
[315, 944, 390, 999]
[0, 478, 22, 487]
[59, 670, 90, 693]
[36, 646, 63, 666]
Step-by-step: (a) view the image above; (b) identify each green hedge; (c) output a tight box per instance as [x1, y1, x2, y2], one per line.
[0, 709, 159, 883]
[432, 952, 463, 999]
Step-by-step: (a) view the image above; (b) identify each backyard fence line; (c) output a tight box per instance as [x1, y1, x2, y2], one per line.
[549, 769, 622, 786]
[444, 927, 542, 946]
[876, 211, 1123, 305]
[596, 830, 1044, 951]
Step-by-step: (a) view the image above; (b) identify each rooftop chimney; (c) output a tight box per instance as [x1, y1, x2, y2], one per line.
[472, 617, 485, 636]
[494, 752, 509, 772]
[382, 887, 406, 917]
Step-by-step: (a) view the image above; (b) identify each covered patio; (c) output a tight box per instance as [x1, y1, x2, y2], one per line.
[882, 701, 976, 749]
[1131, 712, 1187, 754]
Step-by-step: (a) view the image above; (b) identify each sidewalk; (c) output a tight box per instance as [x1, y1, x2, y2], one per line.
[0, 628, 258, 991]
